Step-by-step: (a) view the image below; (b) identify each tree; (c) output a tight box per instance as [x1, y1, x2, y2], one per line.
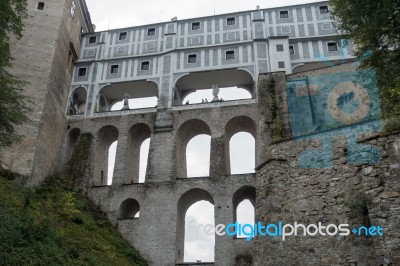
[331, 0, 400, 119]
[0, 0, 30, 148]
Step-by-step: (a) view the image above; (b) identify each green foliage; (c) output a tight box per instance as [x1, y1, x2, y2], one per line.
[62, 192, 80, 220]
[63, 134, 93, 190]
[0, 176, 148, 266]
[262, 78, 283, 142]
[331, 0, 400, 119]
[0, 0, 31, 148]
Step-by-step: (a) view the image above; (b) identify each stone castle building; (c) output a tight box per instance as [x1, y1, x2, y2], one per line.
[1, 0, 399, 265]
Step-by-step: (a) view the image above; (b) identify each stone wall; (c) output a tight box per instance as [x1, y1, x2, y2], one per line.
[0, 0, 92, 185]
[254, 132, 400, 265]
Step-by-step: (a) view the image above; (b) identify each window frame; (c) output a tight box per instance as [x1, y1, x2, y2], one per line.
[37, 2, 45, 10]
[187, 54, 197, 64]
[319, 5, 329, 14]
[276, 44, 284, 52]
[78, 67, 87, 77]
[279, 10, 289, 19]
[119, 32, 128, 41]
[225, 50, 235, 60]
[191, 22, 201, 31]
[147, 28, 156, 36]
[289, 45, 295, 55]
[141, 61, 150, 71]
[110, 65, 119, 74]
[226, 17, 236, 26]
[327, 41, 338, 52]
[88, 36, 97, 44]
[278, 61, 285, 69]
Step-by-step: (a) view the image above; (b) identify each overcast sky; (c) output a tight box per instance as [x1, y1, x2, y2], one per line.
[87, 0, 326, 262]
[86, 0, 325, 31]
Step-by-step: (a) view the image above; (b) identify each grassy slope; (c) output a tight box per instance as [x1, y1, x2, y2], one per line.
[0, 175, 147, 266]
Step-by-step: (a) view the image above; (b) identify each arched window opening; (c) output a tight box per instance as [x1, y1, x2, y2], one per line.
[95, 125, 119, 186]
[108, 141, 118, 185]
[186, 135, 211, 177]
[232, 186, 256, 239]
[98, 94, 108, 112]
[67, 87, 87, 115]
[229, 132, 255, 174]
[174, 69, 254, 106]
[118, 198, 140, 219]
[139, 138, 150, 183]
[111, 96, 158, 111]
[98, 80, 158, 113]
[225, 116, 257, 175]
[182, 87, 252, 105]
[184, 201, 215, 262]
[125, 124, 151, 184]
[236, 199, 255, 238]
[176, 188, 215, 263]
[176, 119, 211, 179]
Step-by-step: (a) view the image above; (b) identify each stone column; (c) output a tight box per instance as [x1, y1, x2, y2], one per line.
[111, 132, 128, 186]
[210, 134, 227, 178]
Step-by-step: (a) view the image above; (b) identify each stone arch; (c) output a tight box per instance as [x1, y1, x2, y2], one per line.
[124, 123, 152, 184]
[97, 80, 159, 112]
[232, 186, 256, 224]
[225, 116, 257, 174]
[176, 119, 211, 178]
[176, 188, 214, 263]
[118, 198, 140, 219]
[68, 86, 87, 115]
[98, 93, 109, 112]
[65, 128, 81, 163]
[94, 125, 119, 186]
[174, 69, 254, 105]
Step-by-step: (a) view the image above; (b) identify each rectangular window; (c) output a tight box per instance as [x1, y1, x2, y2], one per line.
[278, 61, 285, 68]
[147, 28, 156, 36]
[119, 32, 127, 40]
[276, 44, 284, 52]
[280, 11, 289, 19]
[319, 5, 329, 14]
[78, 67, 87, 77]
[226, 50, 235, 60]
[188, 54, 197, 64]
[141, 61, 150, 71]
[110, 65, 119, 74]
[192, 22, 201, 30]
[89, 36, 97, 44]
[289, 45, 295, 55]
[327, 42, 338, 51]
[227, 17, 236, 26]
[37, 2, 45, 10]
[71, 1, 76, 17]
